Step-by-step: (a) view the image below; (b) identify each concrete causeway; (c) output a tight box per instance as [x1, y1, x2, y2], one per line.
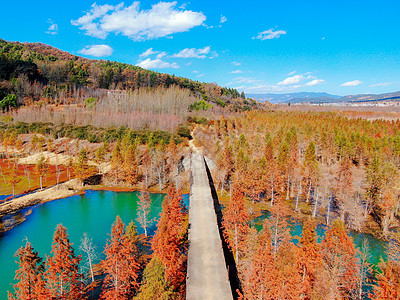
[186, 153, 233, 300]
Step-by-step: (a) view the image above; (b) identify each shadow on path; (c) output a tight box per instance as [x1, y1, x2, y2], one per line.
[203, 157, 241, 299]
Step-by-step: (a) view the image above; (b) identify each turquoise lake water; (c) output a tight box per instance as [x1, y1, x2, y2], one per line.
[0, 190, 189, 299]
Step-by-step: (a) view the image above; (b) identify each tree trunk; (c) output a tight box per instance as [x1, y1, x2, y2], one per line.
[271, 176, 275, 206]
[326, 194, 331, 225]
[313, 188, 319, 218]
[306, 179, 312, 203]
[295, 180, 302, 212]
[88, 254, 94, 283]
[286, 174, 290, 200]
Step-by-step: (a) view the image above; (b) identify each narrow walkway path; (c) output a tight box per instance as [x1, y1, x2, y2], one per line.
[186, 152, 233, 300]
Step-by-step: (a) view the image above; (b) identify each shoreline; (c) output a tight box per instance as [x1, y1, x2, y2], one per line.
[0, 179, 191, 233]
[0, 179, 83, 218]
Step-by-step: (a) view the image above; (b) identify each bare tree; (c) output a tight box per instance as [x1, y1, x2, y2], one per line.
[79, 233, 97, 284]
[136, 190, 153, 237]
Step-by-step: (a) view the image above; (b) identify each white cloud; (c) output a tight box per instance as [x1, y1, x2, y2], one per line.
[370, 82, 392, 87]
[304, 79, 325, 86]
[232, 61, 241, 66]
[156, 52, 167, 59]
[341, 80, 363, 87]
[277, 74, 305, 85]
[231, 70, 244, 74]
[243, 84, 288, 93]
[78, 44, 113, 57]
[172, 46, 211, 58]
[253, 28, 286, 40]
[227, 73, 325, 93]
[139, 48, 158, 57]
[220, 15, 227, 23]
[197, 74, 204, 78]
[139, 48, 167, 59]
[226, 77, 263, 86]
[46, 19, 58, 35]
[136, 58, 178, 69]
[72, 2, 206, 41]
[288, 71, 296, 76]
[71, 3, 116, 38]
[192, 70, 200, 73]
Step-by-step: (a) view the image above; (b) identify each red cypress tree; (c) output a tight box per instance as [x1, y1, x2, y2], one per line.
[298, 218, 321, 299]
[314, 219, 358, 298]
[223, 184, 249, 265]
[335, 158, 353, 222]
[372, 261, 400, 299]
[33, 275, 50, 300]
[240, 224, 275, 299]
[8, 240, 47, 300]
[372, 232, 400, 299]
[152, 185, 188, 294]
[101, 216, 140, 299]
[274, 236, 303, 299]
[45, 224, 82, 299]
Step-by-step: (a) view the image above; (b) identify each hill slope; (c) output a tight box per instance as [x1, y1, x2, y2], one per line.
[0, 39, 257, 111]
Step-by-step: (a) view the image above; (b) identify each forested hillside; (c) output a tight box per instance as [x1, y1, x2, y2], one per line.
[0, 39, 256, 114]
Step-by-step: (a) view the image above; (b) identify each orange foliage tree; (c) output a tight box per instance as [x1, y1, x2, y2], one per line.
[335, 158, 353, 222]
[314, 219, 359, 298]
[8, 240, 48, 300]
[372, 232, 400, 299]
[45, 224, 82, 299]
[239, 224, 275, 299]
[223, 184, 249, 265]
[152, 186, 188, 295]
[298, 218, 321, 299]
[123, 144, 138, 186]
[101, 216, 140, 299]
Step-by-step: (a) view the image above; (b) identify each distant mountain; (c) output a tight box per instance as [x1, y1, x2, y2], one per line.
[338, 91, 400, 103]
[247, 92, 341, 104]
[287, 91, 400, 104]
[248, 91, 400, 104]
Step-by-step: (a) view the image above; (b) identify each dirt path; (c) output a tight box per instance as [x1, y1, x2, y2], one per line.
[189, 127, 201, 154]
[186, 152, 233, 299]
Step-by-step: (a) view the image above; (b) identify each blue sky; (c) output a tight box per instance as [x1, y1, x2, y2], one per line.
[1, 0, 399, 96]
